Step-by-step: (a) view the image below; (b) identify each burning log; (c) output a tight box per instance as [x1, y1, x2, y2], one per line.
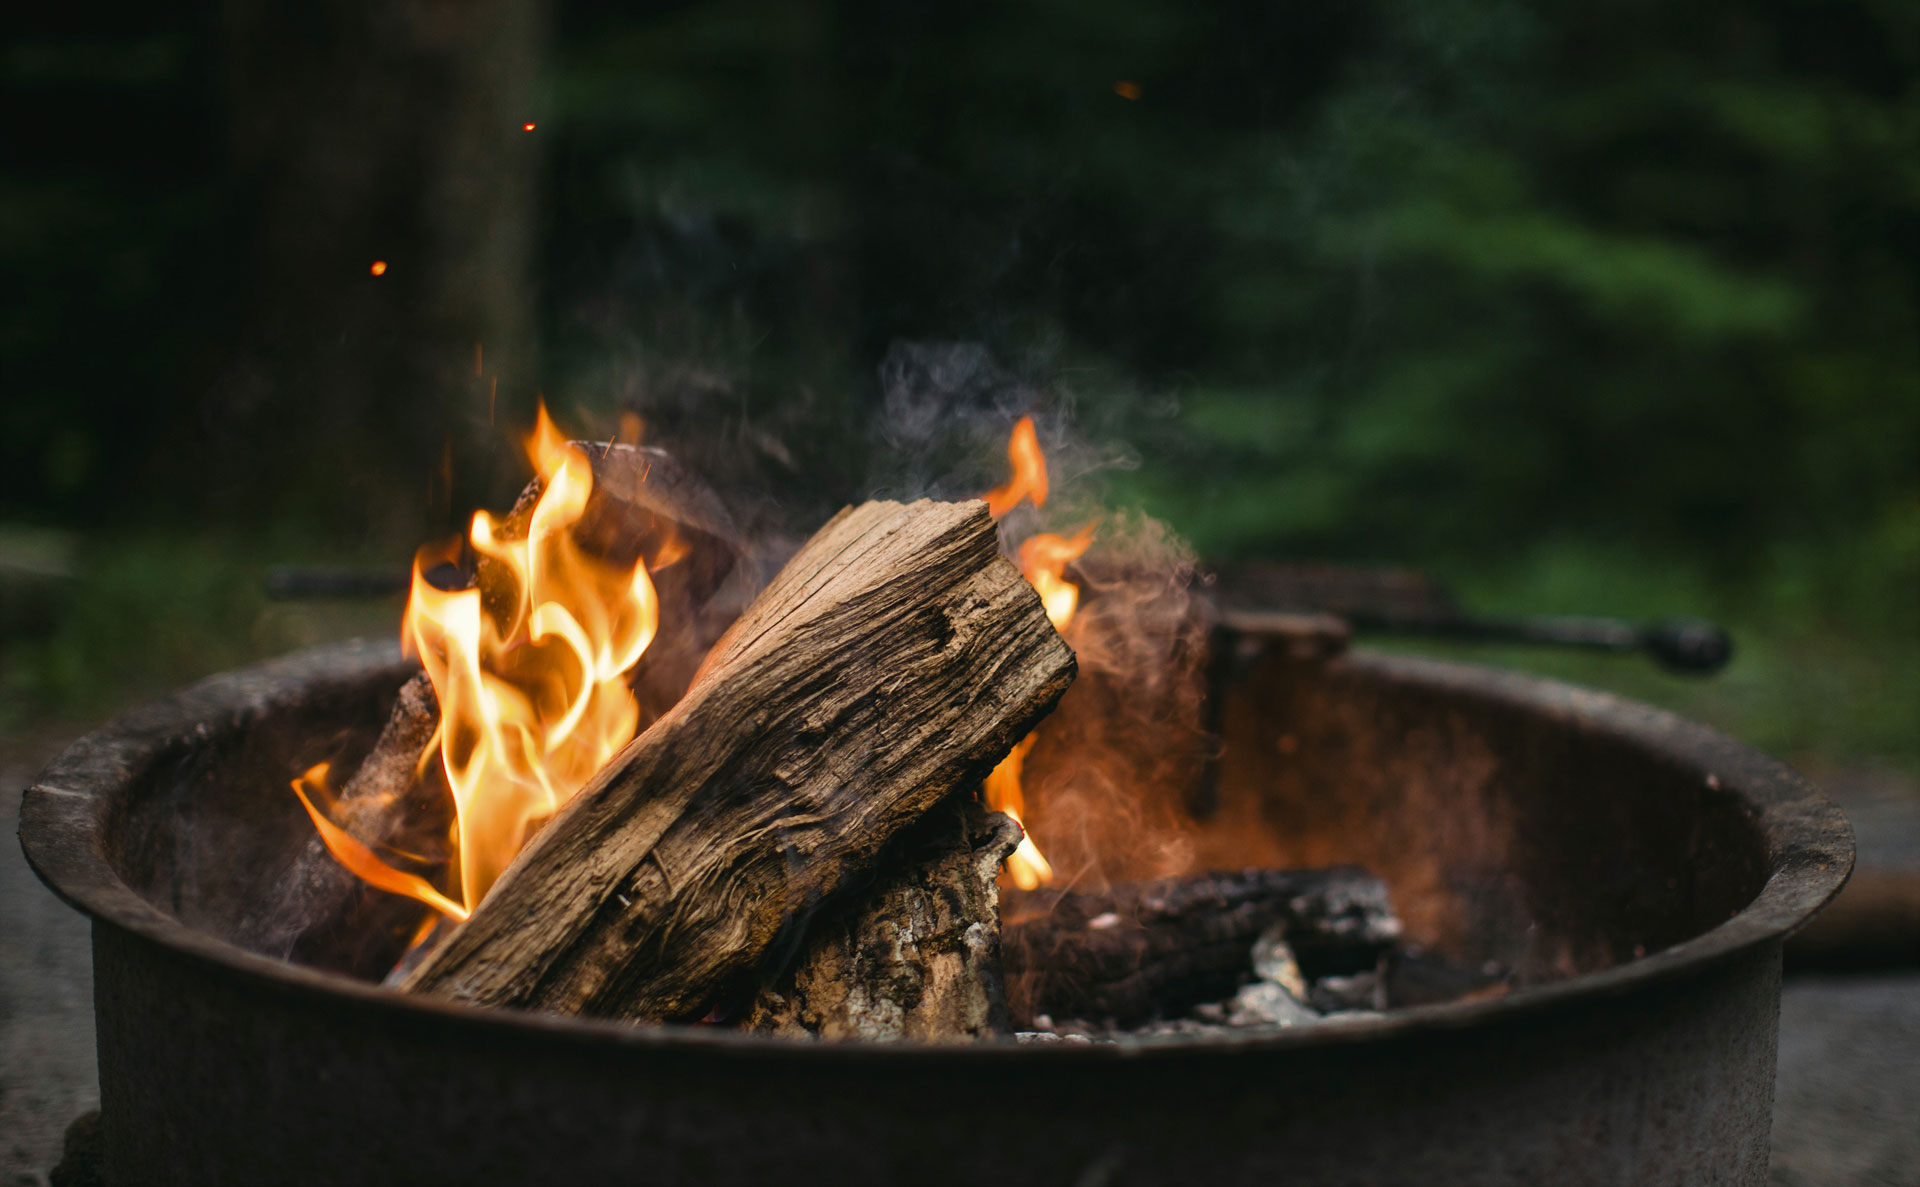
[1002, 867, 1399, 1028]
[745, 794, 1022, 1042]
[237, 439, 745, 977]
[401, 498, 1077, 1022]
[233, 672, 448, 973]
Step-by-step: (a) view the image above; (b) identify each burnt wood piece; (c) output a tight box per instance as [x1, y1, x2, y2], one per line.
[493, 441, 739, 592]
[233, 672, 448, 975]
[401, 499, 1077, 1022]
[745, 796, 1022, 1042]
[1002, 866, 1398, 1027]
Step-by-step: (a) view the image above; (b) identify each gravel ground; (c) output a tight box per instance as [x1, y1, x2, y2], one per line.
[1772, 974, 1920, 1187]
[4, 729, 1917, 1185]
[3, 730, 96, 1187]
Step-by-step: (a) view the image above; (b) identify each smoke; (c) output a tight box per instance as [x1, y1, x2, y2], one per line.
[866, 341, 1214, 890]
[604, 334, 1214, 896]
[1021, 511, 1213, 889]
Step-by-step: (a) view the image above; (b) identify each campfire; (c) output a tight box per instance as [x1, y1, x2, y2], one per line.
[21, 436, 1850, 1178]
[241, 407, 1473, 1043]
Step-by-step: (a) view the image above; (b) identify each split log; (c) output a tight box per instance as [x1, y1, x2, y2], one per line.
[402, 498, 1076, 1021]
[745, 795, 1021, 1041]
[235, 672, 448, 973]
[1002, 866, 1398, 1027]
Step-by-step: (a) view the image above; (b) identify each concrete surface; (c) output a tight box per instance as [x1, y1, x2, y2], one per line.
[3, 731, 1917, 1185]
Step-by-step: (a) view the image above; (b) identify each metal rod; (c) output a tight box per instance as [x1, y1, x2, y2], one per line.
[1341, 612, 1733, 674]
[264, 566, 409, 600]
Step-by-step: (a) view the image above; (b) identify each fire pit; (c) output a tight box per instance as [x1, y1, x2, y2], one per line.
[22, 630, 1849, 1185]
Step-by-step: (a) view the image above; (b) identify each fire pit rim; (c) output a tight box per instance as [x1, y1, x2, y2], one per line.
[19, 638, 1853, 1059]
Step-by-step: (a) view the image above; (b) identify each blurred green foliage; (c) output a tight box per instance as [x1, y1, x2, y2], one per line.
[0, 529, 394, 732]
[4, 0, 1916, 765]
[531, 0, 1918, 762]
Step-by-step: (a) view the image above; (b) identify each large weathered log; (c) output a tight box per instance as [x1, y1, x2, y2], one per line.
[745, 794, 1022, 1042]
[1002, 866, 1398, 1027]
[402, 499, 1076, 1021]
[235, 672, 447, 973]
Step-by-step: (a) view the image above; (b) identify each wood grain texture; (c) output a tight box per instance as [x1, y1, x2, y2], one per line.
[402, 498, 1076, 1021]
[745, 794, 1021, 1042]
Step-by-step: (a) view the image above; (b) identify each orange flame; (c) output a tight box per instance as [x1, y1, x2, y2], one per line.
[983, 415, 1048, 518]
[298, 402, 660, 922]
[980, 417, 1093, 889]
[291, 763, 468, 921]
[1020, 526, 1095, 631]
[983, 737, 1049, 889]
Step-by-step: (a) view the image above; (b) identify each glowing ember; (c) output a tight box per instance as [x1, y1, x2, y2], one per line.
[295, 403, 660, 919]
[369, 260, 388, 276]
[523, 122, 536, 132]
[981, 415, 1094, 889]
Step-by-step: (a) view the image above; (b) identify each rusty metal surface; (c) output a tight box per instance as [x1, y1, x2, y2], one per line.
[19, 639, 1854, 1186]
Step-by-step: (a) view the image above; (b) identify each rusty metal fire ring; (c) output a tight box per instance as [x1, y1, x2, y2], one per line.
[20, 639, 1855, 1186]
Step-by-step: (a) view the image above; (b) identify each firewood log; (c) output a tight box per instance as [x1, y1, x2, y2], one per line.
[402, 499, 1076, 1022]
[744, 794, 1022, 1042]
[1002, 866, 1398, 1027]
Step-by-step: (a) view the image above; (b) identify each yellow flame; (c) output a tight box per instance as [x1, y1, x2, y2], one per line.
[984, 738, 1052, 890]
[1020, 526, 1095, 630]
[301, 402, 660, 923]
[980, 417, 1092, 889]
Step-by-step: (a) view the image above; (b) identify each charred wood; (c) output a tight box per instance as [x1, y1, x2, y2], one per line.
[1002, 866, 1398, 1027]
[401, 499, 1076, 1022]
[234, 672, 447, 976]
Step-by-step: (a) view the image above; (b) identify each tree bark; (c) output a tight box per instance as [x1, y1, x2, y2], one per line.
[402, 498, 1076, 1022]
[745, 794, 1021, 1042]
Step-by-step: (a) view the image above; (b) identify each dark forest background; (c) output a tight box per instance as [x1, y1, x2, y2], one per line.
[3, 0, 1917, 767]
